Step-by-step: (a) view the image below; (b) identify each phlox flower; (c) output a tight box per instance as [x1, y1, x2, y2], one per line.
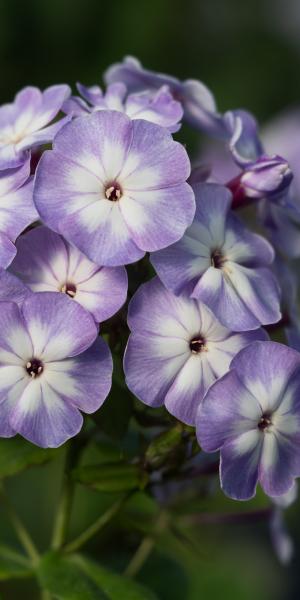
[0, 292, 112, 447]
[33, 110, 195, 266]
[0, 158, 38, 268]
[11, 226, 128, 323]
[197, 341, 300, 500]
[151, 183, 281, 331]
[63, 82, 183, 132]
[0, 85, 70, 169]
[124, 278, 266, 425]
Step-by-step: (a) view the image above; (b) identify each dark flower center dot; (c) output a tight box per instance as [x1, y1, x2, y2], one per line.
[189, 336, 206, 354]
[105, 181, 123, 201]
[258, 414, 272, 431]
[60, 282, 77, 298]
[26, 358, 44, 378]
[211, 249, 225, 269]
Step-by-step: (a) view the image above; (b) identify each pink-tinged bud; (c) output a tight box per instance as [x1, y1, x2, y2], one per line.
[227, 155, 293, 209]
[240, 155, 292, 198]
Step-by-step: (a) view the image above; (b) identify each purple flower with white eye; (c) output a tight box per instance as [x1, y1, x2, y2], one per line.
[104, 56, 226, 137]
[33, 110, 195, 267]
[197, 341, 300, 500]
[124, 278, 266, 425]
[151, 183, 281, 332]
[0, 292, 112, 448]
[0, 85, 70, 169]
[0, 158, 38, 268]
[10, 225, 128, 323]
[63, 82, 183, 132]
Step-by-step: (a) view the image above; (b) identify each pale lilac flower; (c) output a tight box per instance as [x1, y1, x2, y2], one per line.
[63, 82, 183, 132]
[0, 85, 71, 169]
[0, 158, 38, 268]
[0, 292, 112, 448]
[33, 110, 195, 267]
[151, 183, 281, 331]
[124, 278, 266, 425]
[0, 269, 31, 306]
[104, 55, 226, 136]
[197, 341, 300, 500]
[11, 226, 128, 323]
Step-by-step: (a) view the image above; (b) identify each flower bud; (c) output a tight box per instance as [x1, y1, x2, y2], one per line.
[240, 155, 293, 199]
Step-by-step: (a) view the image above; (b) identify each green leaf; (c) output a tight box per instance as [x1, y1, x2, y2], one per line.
[72, 462, 148, 493]
[0, 436, 59, 479]
[0, 545, 31, 580]
[70, 554, 158, 600]
[37, 552, 108, 599]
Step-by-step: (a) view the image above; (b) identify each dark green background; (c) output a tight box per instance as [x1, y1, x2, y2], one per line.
[0, 0, 300, 598]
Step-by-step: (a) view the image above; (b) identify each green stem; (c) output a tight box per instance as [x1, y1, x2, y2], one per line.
[41, 590, 52, 600]
[0, 486, 40, 565]
[124, 536, 155, 578]
[124, 511, 168, 578]
[51, 440, 80, 550]
[64, 495, 128, 554]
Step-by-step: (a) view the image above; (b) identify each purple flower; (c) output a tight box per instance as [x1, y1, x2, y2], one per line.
[63, 82, 183, 132]
[0, 85, 71, 169]
[0, 292, 112, 448]
[0, 158, 38, 268]
[124, 278, 266, 425]
[229, 155, 292, 208]
[0, 269, 31, 306]
[10, 225, 128, 323]
[104, 56, 226, 137]
[225, 109, 263, 167]
[197, 341, 300, 500]
[33, 110, 195, 267]
[151, 183, 281, 331]
[259, 200, 300, 258]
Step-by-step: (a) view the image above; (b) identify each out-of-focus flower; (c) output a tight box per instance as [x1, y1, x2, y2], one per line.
[11, 226, 128, 323]
[197, 341, 300, 500]
[151, 183, 281, 331]
[0, 158, 38, 268]
[104, 55, 226, 137]
[258, 109, 300, 257]
[124, 277, 266, 426]
[0, 85, 71, 169]
[0, 293, 112, 448]
[33, 110, 195, 267]
[63, 82, 183, 132]
[270, 483, 297, 565]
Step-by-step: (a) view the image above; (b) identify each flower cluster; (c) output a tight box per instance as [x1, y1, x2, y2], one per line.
[1, 57, 300, 535]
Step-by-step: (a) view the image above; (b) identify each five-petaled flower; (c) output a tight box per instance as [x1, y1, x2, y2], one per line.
[197, 341, 300, 500]
[0, 292, 112, 447]
[124, 278, 266, 425]
[0, 85, 70, 169]
[33, 110, 195, 267]
[151, 182, 281, 331]
[11, 225, 128, 323]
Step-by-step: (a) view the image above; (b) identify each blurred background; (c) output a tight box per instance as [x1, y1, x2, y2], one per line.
[1, 0, 300, 598]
